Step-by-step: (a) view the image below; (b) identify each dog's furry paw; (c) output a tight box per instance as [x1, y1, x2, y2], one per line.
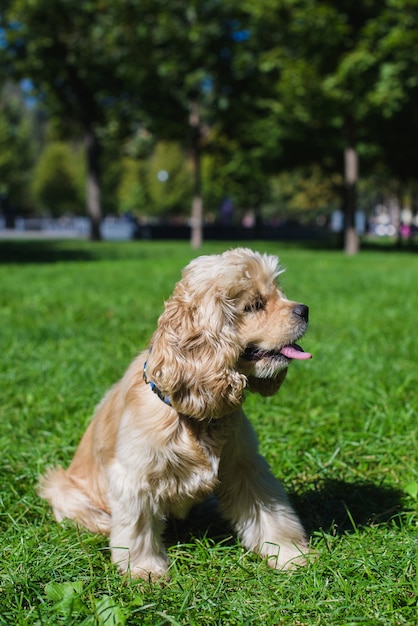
[262, 541, 310, 570]
[119, 557, 169, 582]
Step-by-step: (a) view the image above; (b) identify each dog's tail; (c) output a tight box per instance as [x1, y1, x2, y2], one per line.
[38, 466, 111, 535]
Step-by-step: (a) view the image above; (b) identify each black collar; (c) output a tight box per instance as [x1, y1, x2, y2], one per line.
[143, 355, 172, 407]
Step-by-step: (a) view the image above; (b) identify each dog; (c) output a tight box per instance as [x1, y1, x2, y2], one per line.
[39, 248, 312, 580]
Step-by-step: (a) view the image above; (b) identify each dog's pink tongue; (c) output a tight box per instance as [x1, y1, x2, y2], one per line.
[280, 344, 312, 360]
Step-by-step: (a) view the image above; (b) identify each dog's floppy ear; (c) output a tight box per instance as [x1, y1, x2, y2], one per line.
[145, 287, 247, 420]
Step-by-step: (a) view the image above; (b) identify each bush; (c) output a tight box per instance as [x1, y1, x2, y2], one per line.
[31, 141, 85, 216]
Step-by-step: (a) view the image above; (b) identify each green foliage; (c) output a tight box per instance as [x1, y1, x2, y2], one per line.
[203, 133, 271, 214]
[31, 142, 85, 216]
[45, 582, 129, 625]
[117, 157, 149, 215]
[267, 166, 342, 221]
[1, 0, 128, 134]
[0, 240, 417, 625]
[118, 142, 193, 217]
[0, 84, 36, 210]
[362, 0, 418, 116]
[146, 142, 193, 217]
[2, 0, 418, 231]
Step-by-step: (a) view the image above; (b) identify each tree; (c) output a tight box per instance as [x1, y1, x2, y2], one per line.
[242, 0, 399, 253]
[361, 0, 418, 182]
[1, 0, 141, 239]
[0, 83, 35, 221]
[1, 0, 273, 244]
[6, 0, 415, 251]
[109, 0, 281, 246]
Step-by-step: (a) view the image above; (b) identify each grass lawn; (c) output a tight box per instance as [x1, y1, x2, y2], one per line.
[0, 238, 417, 625]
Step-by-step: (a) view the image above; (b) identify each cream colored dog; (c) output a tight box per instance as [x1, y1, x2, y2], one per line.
[40, 248, 312, 580]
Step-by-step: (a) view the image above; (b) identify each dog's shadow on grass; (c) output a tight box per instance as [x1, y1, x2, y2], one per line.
[166, 480, 405, 545]
[291, 479, 405, 535]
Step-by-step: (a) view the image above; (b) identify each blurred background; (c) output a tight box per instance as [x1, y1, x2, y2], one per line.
[1, 0, 417, 252]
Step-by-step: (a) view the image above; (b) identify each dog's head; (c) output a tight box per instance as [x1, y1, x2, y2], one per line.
[145, 248, 311, 419]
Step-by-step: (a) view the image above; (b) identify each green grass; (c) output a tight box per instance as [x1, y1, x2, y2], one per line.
[1, 239, 417, 625]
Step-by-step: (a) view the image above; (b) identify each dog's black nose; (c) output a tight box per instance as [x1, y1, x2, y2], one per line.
[293, 304, 309, 323]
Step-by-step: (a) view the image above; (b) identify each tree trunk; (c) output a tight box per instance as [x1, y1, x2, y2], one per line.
[189, 99, 203, 249]
[343, 145, 359, 255]
[85, 129, 102, 241]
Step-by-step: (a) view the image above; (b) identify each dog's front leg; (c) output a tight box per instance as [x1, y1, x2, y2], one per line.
[217, 412, 309, 570]
[108, 466, 168, 581]
[109, 509, 168, 581]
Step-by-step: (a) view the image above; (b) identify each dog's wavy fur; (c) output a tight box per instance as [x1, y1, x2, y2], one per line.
[39, 248, 311, 580]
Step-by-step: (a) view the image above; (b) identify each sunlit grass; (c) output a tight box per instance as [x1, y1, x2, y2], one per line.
[0, 239, 417, 625]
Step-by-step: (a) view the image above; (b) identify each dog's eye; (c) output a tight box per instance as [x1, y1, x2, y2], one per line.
[244, 299, 265, 313]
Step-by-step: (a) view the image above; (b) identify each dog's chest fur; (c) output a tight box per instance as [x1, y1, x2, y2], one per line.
[145, 416, 234, 518]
